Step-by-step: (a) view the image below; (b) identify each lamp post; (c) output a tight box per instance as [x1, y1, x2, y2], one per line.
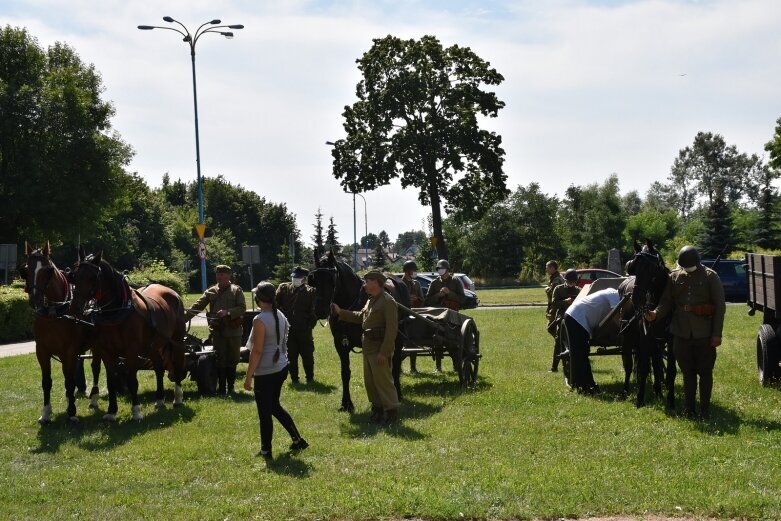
[325, 141, 367, 271]
[139, 16, 244, 292]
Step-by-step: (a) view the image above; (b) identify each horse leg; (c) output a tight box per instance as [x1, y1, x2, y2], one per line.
[103, 365, 119, 422]
[635, 340, 650, 408]
[336, 340, 354, 413]
[651, 340, 664, 398]
[62, 356, 79, 424]
[89, 355, 101, 409]
[392, 338, 403, 402]
[74, 357, 87, 395]
[154, 368, 166, 410]
[620, 338, 633, 399]
[129, 367, 142, 421]
[37, 354, 53, 425]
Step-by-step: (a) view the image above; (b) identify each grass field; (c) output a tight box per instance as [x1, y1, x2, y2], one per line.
[1, 305, 780, 520]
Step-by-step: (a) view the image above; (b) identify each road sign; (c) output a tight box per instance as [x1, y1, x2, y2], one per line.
[197, 241, 207, 260]
[242, 245, 260, 265]
[195, 224, 207, 240]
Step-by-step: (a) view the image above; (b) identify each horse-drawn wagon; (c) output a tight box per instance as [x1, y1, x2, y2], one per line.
[396, 304, 481, 387]
[746, 253, 781, 385]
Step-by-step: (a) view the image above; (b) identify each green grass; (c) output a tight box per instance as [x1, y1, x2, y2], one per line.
[1, 305, 780, 520]
[473, 287, 546, 306]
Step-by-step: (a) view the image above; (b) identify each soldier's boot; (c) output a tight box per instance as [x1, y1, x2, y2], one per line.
[369, 405, 384, 424]
[217, 369, 227, 396]
[383, 409, 399, 425]
[409, 355, 418, 374]
[226, 366, 236, 395]
[681, 375, 697, 418]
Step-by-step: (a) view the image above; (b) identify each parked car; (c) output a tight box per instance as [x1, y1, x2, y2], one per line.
[393, 272, 479, 309]
[574, 268, 622, 288]
[701, 259, 748, 302]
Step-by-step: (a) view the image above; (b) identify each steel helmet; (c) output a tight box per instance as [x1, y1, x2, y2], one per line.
[403, 260, 418, 272]
[677, 246, 701, 269]
[564, 268, 578, 282]
[436, 259, 450, 270]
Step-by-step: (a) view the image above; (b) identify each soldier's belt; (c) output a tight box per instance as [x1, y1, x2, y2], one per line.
[682, 304, 715, 316]
[364, 327, 386, 341]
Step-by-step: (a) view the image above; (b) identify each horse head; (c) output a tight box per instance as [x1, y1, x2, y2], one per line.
[308, 250, 364, 318]
[627, 239, 668, 311]
[68, 247, 109, 318]
[23, 241, 66, 310]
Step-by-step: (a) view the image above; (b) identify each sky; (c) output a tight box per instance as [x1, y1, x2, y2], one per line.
[5, 0, 781, 248]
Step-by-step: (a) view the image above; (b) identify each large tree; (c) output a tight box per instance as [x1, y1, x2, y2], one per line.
[0, 26, 132, 244]
[330, 35, 507, 259]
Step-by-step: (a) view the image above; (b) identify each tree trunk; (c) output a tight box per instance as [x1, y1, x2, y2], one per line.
[427, 174, 448, 260]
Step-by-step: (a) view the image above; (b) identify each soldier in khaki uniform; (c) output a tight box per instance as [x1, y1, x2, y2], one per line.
[331, 270, 399, 424]
[424, 259, 465, 310]
[401, 260, 424, 373]
[188, 265, 246, 395]
[646, 246, 726, 419]
[545, 260, 566, 331]
[549, 269, 581, 372]
[275, 266, 317, 383]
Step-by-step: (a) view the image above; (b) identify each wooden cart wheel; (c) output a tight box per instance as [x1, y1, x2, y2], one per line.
[757, 324, 780, 386]
[458, 319, 480, 388]
[558, 321, 573, 389]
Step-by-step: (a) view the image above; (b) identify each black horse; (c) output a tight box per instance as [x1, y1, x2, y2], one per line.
[619, 239, 676, 408]
[308, 251, 410, 412]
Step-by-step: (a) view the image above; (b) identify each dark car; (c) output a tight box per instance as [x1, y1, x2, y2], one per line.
[701, 259, 748, 302]
[574, 268, 622, 288]
[394, 272, 479, 309]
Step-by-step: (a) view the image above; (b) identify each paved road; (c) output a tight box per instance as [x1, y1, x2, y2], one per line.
[0, 315, 210, 359]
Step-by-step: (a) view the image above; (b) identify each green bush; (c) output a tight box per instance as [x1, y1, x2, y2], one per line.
[127, 260, 186, 295]
[0, 283, 34, 342]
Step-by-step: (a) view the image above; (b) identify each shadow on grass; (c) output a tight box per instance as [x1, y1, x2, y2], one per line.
[288, 380, 338, 394]
[401, 371, 493, 397]
[265, 453, 312, 478]
[30, 404, 196, 454]
[338, 397, 439, 440]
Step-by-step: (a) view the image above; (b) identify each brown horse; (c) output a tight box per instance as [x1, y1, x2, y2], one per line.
[68, 248, 187, 421]
[22, 242, 100, 424]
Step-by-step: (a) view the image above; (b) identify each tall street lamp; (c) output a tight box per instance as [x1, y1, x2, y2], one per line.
[325, 141, 367, 271]
[139, 16, 244, 292]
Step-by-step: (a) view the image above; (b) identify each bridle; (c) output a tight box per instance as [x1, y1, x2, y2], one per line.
[26, 252, 70, 309]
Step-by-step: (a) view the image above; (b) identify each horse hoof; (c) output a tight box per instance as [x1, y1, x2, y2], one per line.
[37, 417, 51, 425]
[338, 404, 355, 413]
[68, 416, 80, 425]
[88, 402, 99, 410]
[102, 413, 117, 422]
[154, 401, 166, 411]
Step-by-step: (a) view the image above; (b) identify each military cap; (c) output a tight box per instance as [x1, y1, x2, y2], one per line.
[291, 266, 309, 278]
[363, 270, 387, 283]
[214, 264, 232, 274]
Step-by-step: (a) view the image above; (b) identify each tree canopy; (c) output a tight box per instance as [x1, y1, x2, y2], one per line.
[0, 25, 132, 244]
[330, 34, 507, 259]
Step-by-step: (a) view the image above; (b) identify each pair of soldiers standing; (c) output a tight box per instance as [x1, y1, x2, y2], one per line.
[188, 264, 318, 395]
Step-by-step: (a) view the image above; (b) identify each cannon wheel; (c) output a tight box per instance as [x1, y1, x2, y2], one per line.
[757, 324, 780, 386]
[457, 319, 480, 387]
[194, 354, 218, 396]
[559, 322, 573, 389]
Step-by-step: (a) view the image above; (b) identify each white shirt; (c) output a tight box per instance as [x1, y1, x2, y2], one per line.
[565, 288, 620, 337]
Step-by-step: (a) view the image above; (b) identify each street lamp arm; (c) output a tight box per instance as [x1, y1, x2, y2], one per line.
[137, 25, 188, 39]
[194, 25, 244, 44]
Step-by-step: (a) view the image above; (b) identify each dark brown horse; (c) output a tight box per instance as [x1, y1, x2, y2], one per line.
[308, 251, 409, 412]
[619, 239, 676, 408]
[68, 248, 187, 421]
[22, 242, 101, 424]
